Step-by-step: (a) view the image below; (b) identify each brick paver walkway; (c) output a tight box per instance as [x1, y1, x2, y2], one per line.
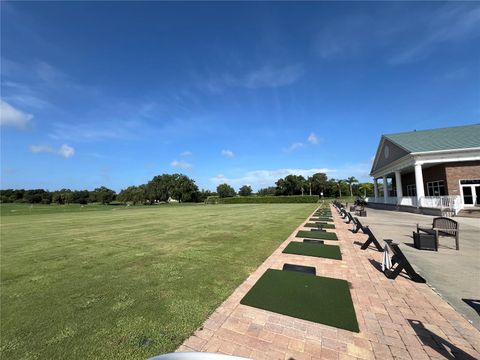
[177, 206, 480, 359]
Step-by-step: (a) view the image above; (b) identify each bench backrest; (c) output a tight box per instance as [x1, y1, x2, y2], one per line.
[432, 217, 458, 235]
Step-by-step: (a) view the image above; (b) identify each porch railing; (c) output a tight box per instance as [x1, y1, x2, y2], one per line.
[366, 195, 462, 215]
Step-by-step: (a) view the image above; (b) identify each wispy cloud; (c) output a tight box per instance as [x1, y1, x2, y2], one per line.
[171, 160, 192, 169]
[313, 14, 370, 60]
[307, 132, 319, 144]
[221, 149, 235, 158]
[0, 99, 33, 129]
[204, 63, 305, 93]
[180, 151, 193, 157]
[29, 144, 75, 158]
[284, 142, 304, 152]
[210, 167, 334, 190]
[389, 5, 480, 65]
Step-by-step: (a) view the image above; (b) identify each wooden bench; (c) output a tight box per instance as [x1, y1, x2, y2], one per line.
[416, 217, 460, 251]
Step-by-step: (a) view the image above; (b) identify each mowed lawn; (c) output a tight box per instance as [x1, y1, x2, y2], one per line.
[1, 203, 317, 360]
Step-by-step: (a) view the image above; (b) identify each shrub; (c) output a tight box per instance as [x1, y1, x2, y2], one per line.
[206, 195, 319, 204]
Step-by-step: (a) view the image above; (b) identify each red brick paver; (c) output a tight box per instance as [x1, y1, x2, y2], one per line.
[178, 206, 480, 359]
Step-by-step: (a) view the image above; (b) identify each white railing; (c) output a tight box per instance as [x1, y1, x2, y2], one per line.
[366, 195, 462, 215]
[419, 196, 462, 215]
[398, 196, 417, 207]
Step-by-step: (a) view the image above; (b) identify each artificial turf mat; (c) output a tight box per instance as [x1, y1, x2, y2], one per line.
[297, 230, 338, 240]
[283, 242, 342, 260]
[304, 223, 336, 229]
[240, 269, 359, 332]
[310, 217, 333, 222]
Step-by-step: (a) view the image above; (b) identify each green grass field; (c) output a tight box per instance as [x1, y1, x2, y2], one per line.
[0, 203, 317, 360]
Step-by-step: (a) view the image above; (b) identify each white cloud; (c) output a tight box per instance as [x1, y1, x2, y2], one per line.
[180, 151, 193, 156]
[204, 63, 305, 92]
[243, 64, 305, 89]
[307, 132, 319, 144]
[58, 144, 75, 158]
[171, 160, 192, 169]
[0, 100, 33, 129]
[29, 143, 75, 158]
[210, 167, 334, 190]
[285, 142, 304, 152]
[221, 149, 235, 158]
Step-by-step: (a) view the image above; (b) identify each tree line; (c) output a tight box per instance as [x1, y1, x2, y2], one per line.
[0, 172, 374, 204]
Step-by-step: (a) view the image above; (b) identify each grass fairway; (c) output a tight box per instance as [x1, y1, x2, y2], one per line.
[0, 203, 316, 360]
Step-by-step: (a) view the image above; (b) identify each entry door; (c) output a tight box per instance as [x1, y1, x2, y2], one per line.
[462, 186, 474, 206]
[462, 185, 480, 207]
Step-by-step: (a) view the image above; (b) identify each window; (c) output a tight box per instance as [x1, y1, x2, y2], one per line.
[426, 180, 446, 196]
[406, 184, 416, 196]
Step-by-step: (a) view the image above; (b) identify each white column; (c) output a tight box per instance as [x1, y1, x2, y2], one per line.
[395, 171, 403, 199]
[383, 175, 388, 203]
[373, 178, 379, 199]
[414, 163, 425, 206]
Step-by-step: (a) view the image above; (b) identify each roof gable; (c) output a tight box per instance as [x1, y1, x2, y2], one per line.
[371, 137, 410, 174]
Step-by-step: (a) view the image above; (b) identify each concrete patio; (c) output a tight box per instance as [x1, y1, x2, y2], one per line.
[356, 206, 480, 330]
[176, 206, 480, 359]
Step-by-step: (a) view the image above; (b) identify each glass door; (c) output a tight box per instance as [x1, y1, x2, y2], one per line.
[475, 186, 480, 206]
[462, 186, 474, 205]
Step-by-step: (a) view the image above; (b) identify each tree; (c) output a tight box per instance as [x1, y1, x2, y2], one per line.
[346, 176, 358, 197]
[146, 174, 199, 203]
[309, 173, 329, 196]
[238, 185, 252, 197]
[94, 186, 116, 204]
[275, 175, 306, 195]
[358, 183, 374, 197]
[217, 183, 236, 198]
[257, 186, 276, 196]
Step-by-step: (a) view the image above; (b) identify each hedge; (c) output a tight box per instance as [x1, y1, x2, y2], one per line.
[205, 195, 319, 204]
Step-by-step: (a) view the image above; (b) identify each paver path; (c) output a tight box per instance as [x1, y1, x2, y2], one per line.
[177, 206, 480, 359]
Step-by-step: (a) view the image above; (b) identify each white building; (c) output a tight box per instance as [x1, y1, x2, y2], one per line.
[368, 124, 480, 216]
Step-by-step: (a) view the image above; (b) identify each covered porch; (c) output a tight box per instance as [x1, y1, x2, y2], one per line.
[369, 162, 462, 216]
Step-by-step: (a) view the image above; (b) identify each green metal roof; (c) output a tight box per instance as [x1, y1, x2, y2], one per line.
[383, 124, 480, 153]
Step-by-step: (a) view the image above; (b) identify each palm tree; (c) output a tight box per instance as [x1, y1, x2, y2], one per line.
[346, 176, 358, 197]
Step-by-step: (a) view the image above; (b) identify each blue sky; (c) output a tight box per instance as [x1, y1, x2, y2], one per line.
[1, 2, 479, 191]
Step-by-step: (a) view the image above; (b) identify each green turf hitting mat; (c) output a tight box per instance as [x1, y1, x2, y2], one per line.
[296, 230, 338, 240]
[240, 269, 359, 332]
[283, 242, 342, 260]
[304, 223, 335, 229]
[309, 217, 333, 222]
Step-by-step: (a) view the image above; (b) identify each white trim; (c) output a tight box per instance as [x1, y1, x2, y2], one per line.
[370, 147, 480, 178]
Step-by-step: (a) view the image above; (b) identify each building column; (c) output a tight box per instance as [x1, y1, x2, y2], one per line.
[395, 171, 403, 198]
[373, 178, 379, 199]
[383, 175, 388, 203]
[414, 163, 425, 206]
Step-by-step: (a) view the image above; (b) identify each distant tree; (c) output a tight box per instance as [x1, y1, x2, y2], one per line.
[217, 183, 236, 198]
[357, 183, 374, 197]
[94, 186, 116, 204]
[309, 173, 329, 196]
[197, 189, 215, 202]
[346, 176, 359, 197]
[275, 175, 306, 195]
[238, 185, 252, 197]
[146, 174, 199, 203]
[257, 187, 276, 196]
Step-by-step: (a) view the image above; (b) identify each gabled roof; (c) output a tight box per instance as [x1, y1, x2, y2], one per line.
[370, 123, 480, 175]
[383, 124, 480, 153]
